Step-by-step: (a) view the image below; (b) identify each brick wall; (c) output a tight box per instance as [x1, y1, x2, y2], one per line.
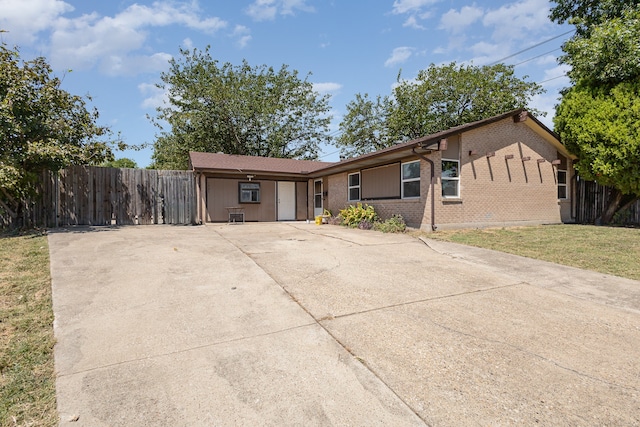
[319, 117, 572, 230]
[436, 119, 571, 229]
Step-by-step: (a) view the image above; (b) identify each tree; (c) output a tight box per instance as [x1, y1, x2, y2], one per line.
[0, 42, 114, 226]
[336, 63, 544, 157]
[551, 0, 640, 223]
[150, 47, 333, 169]
[101, 157, 138, 168]
[335, 93, 391, 158]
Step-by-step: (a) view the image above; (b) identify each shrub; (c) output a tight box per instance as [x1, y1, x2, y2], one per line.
[357, 219, 374, 230]
[327, 215, 343, 225]
[373, 214, 407, 233]
[339, 203, 378, 228]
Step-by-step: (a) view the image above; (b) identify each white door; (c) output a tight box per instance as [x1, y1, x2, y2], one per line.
[277, 181, 296, 221]
[313, 179, 323, 217]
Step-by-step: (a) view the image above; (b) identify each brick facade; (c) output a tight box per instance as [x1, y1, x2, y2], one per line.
[320, 117, 574, 231]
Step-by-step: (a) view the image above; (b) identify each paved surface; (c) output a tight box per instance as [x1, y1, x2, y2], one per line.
[48, 223, 640, 426]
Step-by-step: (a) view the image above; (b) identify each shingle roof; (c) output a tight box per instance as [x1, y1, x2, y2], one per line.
[189, 151, 334, 174]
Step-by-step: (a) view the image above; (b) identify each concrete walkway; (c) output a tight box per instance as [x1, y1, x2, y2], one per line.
[48, 223, 640, 426]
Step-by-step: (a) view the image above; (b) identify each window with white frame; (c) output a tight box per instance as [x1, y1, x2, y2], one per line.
[557, 169, 567, 199]
[401, 160, 420, 198]
[441, 159, 460, 198]
[348, 172, 360, 201]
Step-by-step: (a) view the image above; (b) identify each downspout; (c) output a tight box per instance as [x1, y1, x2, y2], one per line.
[412, 147, 437, 231]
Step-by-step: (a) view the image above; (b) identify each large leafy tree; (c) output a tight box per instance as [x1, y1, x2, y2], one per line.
[150, 47, 333, 169]
[336, 63, 543, 157]
[551, 0, 640, 223]
[0, 42, 114, 225]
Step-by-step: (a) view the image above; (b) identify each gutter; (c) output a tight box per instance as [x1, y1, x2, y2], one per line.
[412, 147, 437, 231]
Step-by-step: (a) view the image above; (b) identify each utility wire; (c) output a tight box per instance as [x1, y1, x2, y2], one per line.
[513, 47, 562, 67]
[489, 29, 575, 65]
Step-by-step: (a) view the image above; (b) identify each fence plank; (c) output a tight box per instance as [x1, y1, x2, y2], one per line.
[7, 166, 196, 228]
[575, 178, 640, 225]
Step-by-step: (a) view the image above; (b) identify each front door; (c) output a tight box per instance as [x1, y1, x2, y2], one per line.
[277, 181, 296, 221]
[313, 179, 323, 217]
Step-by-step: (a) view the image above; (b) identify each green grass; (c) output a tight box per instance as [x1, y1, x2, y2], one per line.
[0, 231, 57, 427]
[423, 224, 640, 281]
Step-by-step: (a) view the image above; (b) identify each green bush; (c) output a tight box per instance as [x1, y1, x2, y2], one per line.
[374, 214, 407, 233]
[338, 203, 378, 228]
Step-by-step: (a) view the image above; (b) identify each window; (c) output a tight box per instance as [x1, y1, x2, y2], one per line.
[557, 170, 567, 199]
[441, 159, 460, 198]
[361, 163, 400, 199]
[348, 172, 360, 201]
[314, 180, 322, 209]
[239, 182, 260, 203]
[401, 160, 420, 198]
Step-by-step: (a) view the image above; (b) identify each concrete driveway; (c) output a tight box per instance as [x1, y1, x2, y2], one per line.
[48, 223, 640, 426]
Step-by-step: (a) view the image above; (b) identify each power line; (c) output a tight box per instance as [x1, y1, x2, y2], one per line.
[539, 74, 568, 84]
[513, 47, 562, 67]
[489, 29, 575, 66]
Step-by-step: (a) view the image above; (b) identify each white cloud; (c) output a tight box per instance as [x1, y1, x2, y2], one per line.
[313, 82, 342, 94]
[391, 0, 438, 15]
[182, 38, 194, 50]
[245, 0, 315, 21]
[47, 2, 227, 75]
[403, 15, 425, 30]
[101, 52, 173, 77]
[231, 25, 252, 48]
[483, 0, 552, 41]
[440, 6, 484, 34]
[541, 64, 570, 87]
[139, 82, 168, 110]
[0, 0, 72, 44]
[385, 47, 414, 67]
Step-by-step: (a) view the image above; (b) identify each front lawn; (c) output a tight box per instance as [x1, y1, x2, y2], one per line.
[0, 231, 57, 427]
[425, 224, 640, 281]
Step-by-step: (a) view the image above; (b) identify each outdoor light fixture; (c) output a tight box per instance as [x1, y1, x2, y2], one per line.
[247, 175, 254, 181]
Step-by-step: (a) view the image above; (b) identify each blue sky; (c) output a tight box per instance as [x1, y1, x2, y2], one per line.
[1, 0, 572, 167]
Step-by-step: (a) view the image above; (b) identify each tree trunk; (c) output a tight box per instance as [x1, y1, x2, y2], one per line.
[597, 188, 638, 225]
[597, 189, 623, 225]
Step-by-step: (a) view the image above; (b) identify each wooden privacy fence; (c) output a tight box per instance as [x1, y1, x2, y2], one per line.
[575, 178, 640, 225]
[23, 166, 196, 227]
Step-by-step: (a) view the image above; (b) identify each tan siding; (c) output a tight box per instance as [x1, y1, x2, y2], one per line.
[296, 181, 308, 220]
[206, 178, 276, 222]
[361, 163, 401, 200]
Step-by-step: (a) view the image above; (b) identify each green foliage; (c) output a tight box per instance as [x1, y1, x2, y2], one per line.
[336, 63, 543, 156]
[390, 63, 544, 141]
[335, 93, 392, 158]
[0, 42, 115, 225]
[554, 81, 640, 196]
[549, 0, 637, 35]
[335, 205, 406, 233]
[550, 0, 640, 222]
[373, 215, 407, 233]
[560, 9, 640, 85]
[338, 202, 378, 228]
[101, 157, 138, 169]
[150, 47, 333, 169]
